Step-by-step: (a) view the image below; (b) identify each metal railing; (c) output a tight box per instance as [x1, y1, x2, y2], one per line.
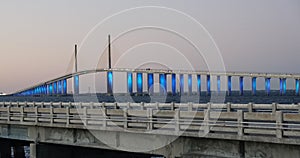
[1, 102, 300, 141]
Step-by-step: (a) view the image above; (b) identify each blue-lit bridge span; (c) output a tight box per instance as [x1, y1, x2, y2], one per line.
[14, 68, 300, 96]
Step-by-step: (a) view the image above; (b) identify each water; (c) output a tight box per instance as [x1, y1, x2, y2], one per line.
[1, 90, 299, 104]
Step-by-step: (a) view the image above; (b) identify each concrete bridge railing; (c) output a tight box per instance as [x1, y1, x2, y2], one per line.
[1, 102, 300, 145]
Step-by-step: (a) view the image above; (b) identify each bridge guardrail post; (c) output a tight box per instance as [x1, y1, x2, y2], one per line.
[272, 103, 278, 113]
[114, 102, 117, 109]
[126, 102, 131, 109]
[140, 102, 145, 110]
[276, 111, 283, 138]
[227, 102, 231, 112]
[155, 102, 159, 110]
[248, 103, 253, 112]
[83, 107, 88, 126]
[66, 106, 70, 127]
[7, 105, 10, 122]
[102, 107, 107, 128]
[34, 106, 38, 124]
[20, 106, 24, 123]
[147, 108, 153, 130]
[171, 102, 175, 111]
[50, 106, 53, 125]
[90, 102, 94, 109]
[237, 110, 244, 136]
[297, 103, 300, 114]
[175, 109, 180, 133]
[188, 102, 193, 111]
[123, 108, 128, 129]
[204, 109, 210, 134]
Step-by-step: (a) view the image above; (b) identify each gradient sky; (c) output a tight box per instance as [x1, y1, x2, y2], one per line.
[0, 0, 300, 93]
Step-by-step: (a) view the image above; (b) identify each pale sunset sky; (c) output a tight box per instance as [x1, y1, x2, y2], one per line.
[0, 0, 300, 93]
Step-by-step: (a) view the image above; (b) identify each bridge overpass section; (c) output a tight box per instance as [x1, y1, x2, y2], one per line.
[1, 102, 300, 157]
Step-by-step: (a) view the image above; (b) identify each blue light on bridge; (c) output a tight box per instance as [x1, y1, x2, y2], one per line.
[147, 73, 154, 95]
[137, 73, 143, 94]
[280, 78, 283, 95]
[197, 75, 201, 95]
[217, 76, 221, 93]
[172, 74, 176, 95]
[53, 82, 57, 94]
[296, 79, 299, 96]
[74, 75, 79, 94]
[252, 77, 257, 95]
[58, 81, 62, 94]
[239, 76, 244, 96]
[283, 78, 287, 95]
[265, 78, 271, 96]
[49, 84, 53, 95]
[188, 74, 192, 95]
[159, 74, 167, 95]
[180, 74, 184, 95]
[228, 76, 232, 96]
[207, 75, 211, 96]
[107, 72, 113, 94]
[63, 79, 67, 95]
[127, 72, 133, 94]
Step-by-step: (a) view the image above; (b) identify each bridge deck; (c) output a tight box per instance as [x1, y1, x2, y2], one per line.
[1, 102, 300, 145]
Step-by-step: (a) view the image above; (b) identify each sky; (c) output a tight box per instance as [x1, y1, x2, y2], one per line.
[0, 0, 300, 93]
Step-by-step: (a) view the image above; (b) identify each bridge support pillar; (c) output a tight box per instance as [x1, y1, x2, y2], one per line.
[265, 78, 271, 96]
[57, 81, 62, 95]
[30, 143, 36, 158]
[179, 74, 184, 95]
[172, 74, 176, 96]
[74, 75, 79, 95]
[107, 71, 113, 95]
[217, 76, 221, 94]
[280, 78, 287, 95]
[188, 74, 192, 95]
[295, 79, 299, 96]
[147, 73, 154, 95]
[137, 73, 143, 95]
[127, 72, 133, 95]
[252, 77, 257, 95]
[63, 79, 67, 95]
[239, 76, 244, 96]
[159, 74, 167, 95]
[197, 75, 201, 96]
[53, 82, 57, 95]
[207, 75, 211, 96]
[228, 76, 232, 96]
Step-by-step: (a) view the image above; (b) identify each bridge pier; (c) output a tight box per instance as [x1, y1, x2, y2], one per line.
[30, 143, 36, 158]
[239, 76, 244, 96]
[180, 74, 184, 95]
[280, 78, 287, 95]
[107, 71, 113, 95]
[127, 72, 133, 95]
[207, 75, 211, 96]
[136, 73, 143, 95]
[172, 74, 176, 96]
[252, 77, 257, 96]
[188, 74, 192, 95]
[147, 73, 154, 95]
[53, 82, 57, 95]
[265, 78, 271, 96]
[63, 79, 67, 95]
[197, 75, 201, 96]
[295, 79, 299, 96]
[217, 76, 221, 94]
[159, 74, 167, 95]
[228, 76, 232, 96]
[74, 75, 79, 95]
